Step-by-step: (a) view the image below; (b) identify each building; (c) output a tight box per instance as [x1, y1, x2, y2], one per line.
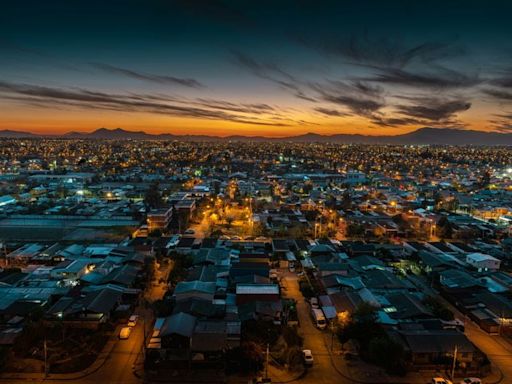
[147, 207, 173, 232]
[466, 253, 501, 272]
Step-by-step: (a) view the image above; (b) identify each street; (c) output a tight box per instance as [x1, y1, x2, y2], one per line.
[407, 273, 512, 382]
[281, 272, 353, 384]
[0, 259, 174, 384]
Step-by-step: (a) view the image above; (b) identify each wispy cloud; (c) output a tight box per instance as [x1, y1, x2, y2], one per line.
[310, 80, 385, 117]
[313, 107, 350, 117]
[394, 96, 471, 121]
[230, 50, 317, 101]
[364, 66, 480, 89]
[300, 34, 466, 69]
[91, 63, 205, 88]
[369, 95, 471, 128]
[0, 80, 294, 127]
[489, 113, 512, 132]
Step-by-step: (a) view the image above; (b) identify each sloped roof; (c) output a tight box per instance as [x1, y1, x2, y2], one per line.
[160, 312, 197, 338]
[174, 280, 216, 295]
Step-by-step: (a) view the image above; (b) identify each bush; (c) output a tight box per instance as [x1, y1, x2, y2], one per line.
[423, 296, 454, 321]
[225, 342, 264, 374]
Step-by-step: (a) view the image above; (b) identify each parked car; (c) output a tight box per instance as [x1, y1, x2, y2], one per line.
[432, 378, 453, 384]
[310, 308, 327, 329]
[166, 235, 181, 248]
[184, 229, 195, 235]
[302, 349, 314, 366]
[460, 378, 481, 384]
[128, 315, 139, 327]
[119, 327, 132, 340]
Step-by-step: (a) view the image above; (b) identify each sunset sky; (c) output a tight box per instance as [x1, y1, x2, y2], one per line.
[1, 0, 512, 137]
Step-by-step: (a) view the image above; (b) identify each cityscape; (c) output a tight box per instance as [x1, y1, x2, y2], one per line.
[1, 2, 512, 384]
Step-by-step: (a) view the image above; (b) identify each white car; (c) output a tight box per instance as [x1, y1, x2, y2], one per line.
[119, 327, 132, 340]
[166, 235, 181, 248]
[184, 229, 195, 235]
[128, 315, 139, 327]
[302, 349, 314, 366]
[460, 378, 481, 384]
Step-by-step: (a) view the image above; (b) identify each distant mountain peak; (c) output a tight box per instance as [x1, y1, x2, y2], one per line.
[1, 127, 512, 145]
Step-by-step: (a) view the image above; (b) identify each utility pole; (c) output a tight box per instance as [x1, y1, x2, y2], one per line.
[450, 344, 458, 380]
[330, 321, 336, 351]
[44, 337, 48, 379]
[265, 342, 269, 380]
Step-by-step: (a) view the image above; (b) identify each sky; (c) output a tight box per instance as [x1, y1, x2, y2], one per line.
[1, 0, 512, 137]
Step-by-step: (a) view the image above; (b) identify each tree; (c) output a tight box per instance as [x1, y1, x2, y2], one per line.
[437, 216, 453, 239]
[341, 191, 352, 210]
[144, 182, 162, 210]
[347, 223, 365, 238]
[226, 341, 264, 374]
[367, 336, 406, 375]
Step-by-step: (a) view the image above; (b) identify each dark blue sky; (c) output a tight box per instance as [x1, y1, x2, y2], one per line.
[1, 0, 512, 136]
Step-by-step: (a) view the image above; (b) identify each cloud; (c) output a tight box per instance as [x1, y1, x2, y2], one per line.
[310, 80, 385, 117]
[0, 80, 293, 127]
[394, 96, 471, 121]
[230, 50, 317, 101]
[489, 70, 512, 88]
[483, 88, 512, 101]
[365, 67, 480, 89]
[300, 33, 466, 69]
[194, 99, 276, 114]
[489, 113, 512, 132]
[91, 63, 204, 88]
[313, 107, 349, 117]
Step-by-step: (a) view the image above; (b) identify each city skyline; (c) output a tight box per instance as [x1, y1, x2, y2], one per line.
[1, 1, 512, 137]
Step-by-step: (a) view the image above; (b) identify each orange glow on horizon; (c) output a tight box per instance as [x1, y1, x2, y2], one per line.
[0, 100, 494, 137]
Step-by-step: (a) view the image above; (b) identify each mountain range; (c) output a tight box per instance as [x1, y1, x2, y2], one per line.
[1, 127, 512, 145]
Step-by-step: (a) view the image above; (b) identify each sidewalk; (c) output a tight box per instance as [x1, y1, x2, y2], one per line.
[0, 326, 120, 382]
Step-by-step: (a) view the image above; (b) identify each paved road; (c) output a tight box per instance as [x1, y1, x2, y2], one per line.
[407, 274, 512, 382]
[2, 259, 174, 384]
[281, 273, 353, 384]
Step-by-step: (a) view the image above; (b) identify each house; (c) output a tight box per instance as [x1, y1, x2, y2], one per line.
[394, 328, 487, 375]
[45, 288, 122, 329]
[190, 320, 239, 366]
[50, 259, 93, 281]
[159, 312, 197, 364]
[235, 284, 279, 305]
[174, 281, 216, 303]
[384, 293, 433, 322]
[466, 253, 501, 272]
[147, 207, 173, 232]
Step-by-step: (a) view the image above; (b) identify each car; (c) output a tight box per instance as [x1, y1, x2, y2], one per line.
[184, 229, 195, 235]
[128, 315, 139, 327]
[460, 378, 482, 384]
[309, 297, 319, 308]
[432, 378, 453, 384]
[119, 327, 132, 340]
[166, 235, 181, 248]
[302, 349, 314, 366]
